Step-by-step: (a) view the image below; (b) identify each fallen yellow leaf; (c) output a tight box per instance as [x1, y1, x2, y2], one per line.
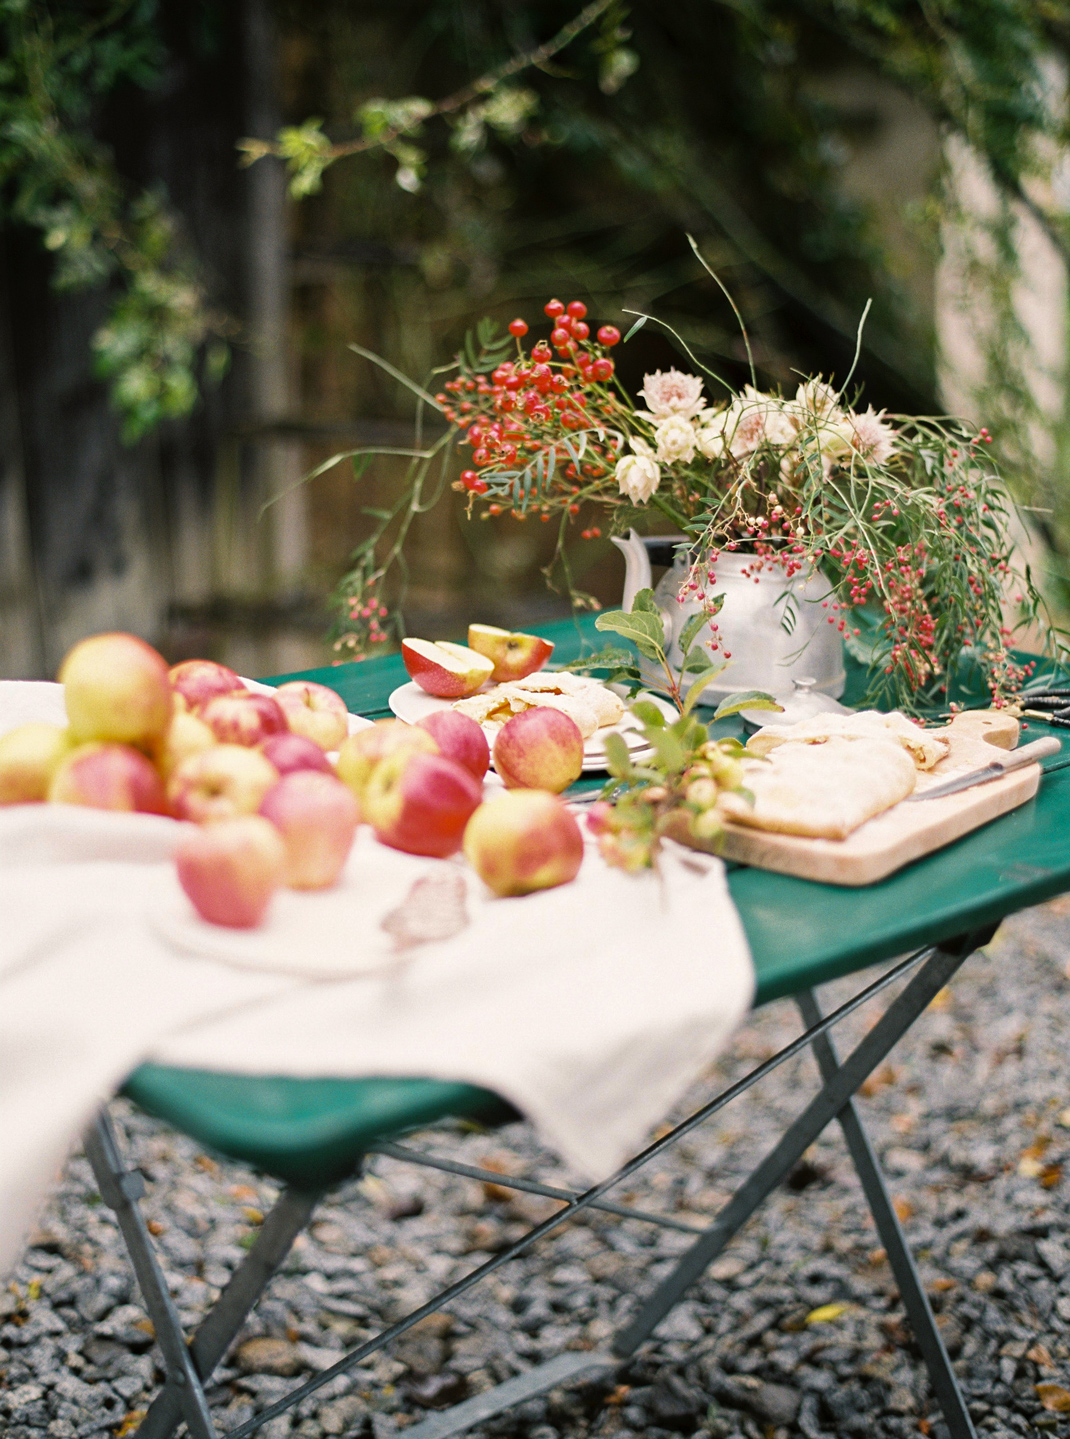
[1037, 1384, 1070, 1413]
[805, 1302, 851, 1325]
[114, 1411, 148, 1437]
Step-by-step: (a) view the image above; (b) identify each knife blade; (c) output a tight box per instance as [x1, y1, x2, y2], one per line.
[907, 736, 1061, 802]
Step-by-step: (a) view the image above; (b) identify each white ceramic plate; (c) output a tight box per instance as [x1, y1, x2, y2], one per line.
[388, 679, 673, 772]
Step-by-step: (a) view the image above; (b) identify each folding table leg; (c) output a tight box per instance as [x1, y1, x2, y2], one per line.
[612, 938, 976, 1358]
[83, 1110, 218, 1439]
[134, 1187, 320, 1439]
[796, 988, 975, 1439]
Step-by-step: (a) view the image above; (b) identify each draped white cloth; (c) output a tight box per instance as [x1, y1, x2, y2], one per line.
[0, 681, 754, 1276]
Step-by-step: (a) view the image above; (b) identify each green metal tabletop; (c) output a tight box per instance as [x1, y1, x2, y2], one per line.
[124, 616, 1070, 1187]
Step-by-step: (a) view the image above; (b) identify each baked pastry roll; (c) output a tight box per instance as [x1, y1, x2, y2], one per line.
[720, 735, 917, 839]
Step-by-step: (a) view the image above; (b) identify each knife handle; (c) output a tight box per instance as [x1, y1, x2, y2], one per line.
[996, 736, 1061, 769]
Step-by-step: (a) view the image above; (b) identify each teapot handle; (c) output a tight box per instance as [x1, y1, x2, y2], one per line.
[609, 529, 653, 612]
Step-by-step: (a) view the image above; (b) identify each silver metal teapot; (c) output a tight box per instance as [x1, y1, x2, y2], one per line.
[609, 530, 846, 704]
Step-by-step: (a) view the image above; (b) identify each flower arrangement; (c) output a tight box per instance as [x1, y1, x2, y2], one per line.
[329, 278, 1056, 711]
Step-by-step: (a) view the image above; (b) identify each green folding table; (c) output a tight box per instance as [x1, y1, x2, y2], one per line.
[78, 617, 1070, 1439]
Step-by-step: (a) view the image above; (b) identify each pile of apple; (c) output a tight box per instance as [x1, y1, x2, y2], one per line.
[0, 631, 586, 930]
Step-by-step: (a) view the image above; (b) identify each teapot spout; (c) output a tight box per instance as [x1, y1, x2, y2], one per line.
[610, 529, 653, 612]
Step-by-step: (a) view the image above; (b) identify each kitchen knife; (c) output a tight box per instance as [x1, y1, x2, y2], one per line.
[907, 736, 1061, 802]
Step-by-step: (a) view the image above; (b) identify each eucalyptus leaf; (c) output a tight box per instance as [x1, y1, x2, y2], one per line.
[713, 690, 783, 719]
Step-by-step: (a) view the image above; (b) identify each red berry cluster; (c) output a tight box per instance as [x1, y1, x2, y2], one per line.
[439, 300, 624, 531]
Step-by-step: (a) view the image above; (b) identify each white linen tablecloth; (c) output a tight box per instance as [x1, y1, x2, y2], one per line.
[0, 681, 754, 1276]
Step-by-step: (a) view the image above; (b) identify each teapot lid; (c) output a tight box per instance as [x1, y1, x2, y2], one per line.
[739, 676, 852, 732]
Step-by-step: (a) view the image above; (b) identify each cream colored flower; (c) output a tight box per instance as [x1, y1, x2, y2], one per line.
[844, 406, 897, 465]
[616, 452, 661, 503]
[696, 410, 729, 460]
[653, 415, 697, 464]
[638, 368, 707, 420]
[794, 379, 841, 419]
[822, 407, 897, 467]
[717, 387, 795, 457]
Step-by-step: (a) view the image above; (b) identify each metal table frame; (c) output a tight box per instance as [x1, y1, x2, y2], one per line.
[84, 926, 993, 1439]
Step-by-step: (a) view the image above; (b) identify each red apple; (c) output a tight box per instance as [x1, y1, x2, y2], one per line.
[169, 659, 242, 713]
[259, 771, 360, 889]
[401, 638, 494, 699]
[336, 719, 438, 800]
[48, 743, 168, 814]
[0, 723, 70, 804]
[272, 680, 349, 751]
[261, 731, 335, 777]
[175, 816, 287, 928]
[168, 744, 279, 824]
[201, 690, 289, 747]
[467, 624, 555, 682]
[416, 710, 490, 781]
[159, 711, 216, 779]
[463, 790, 584, 897]
[59, 632, 173, 748]
[364, 750, 482, 858]
[493, 707, 584, 793]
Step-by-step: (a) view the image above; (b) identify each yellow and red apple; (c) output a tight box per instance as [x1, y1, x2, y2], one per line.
[59, 633, 173, 750]
[363, 750, 482, 858]
[493, 707, 584, 793]
[467, 624, 554, 682]
[175, 816, 287, 929]
[401, 639, 493, 699]
[200, 691, 289, 747]
[0, 723, 71, 804]
[261, 731, 335, 777]
[272, 680, 349, 751]
[159, 711, 216, 780]
[336, 719, 438, 801]
[416, 710, 489, 781]
[463, 790, 584, 897]
[259, 770, 360, 889]
[169, 659, 242, 713]
[168, 744, 279, 824]
[49, 743, 168, 814]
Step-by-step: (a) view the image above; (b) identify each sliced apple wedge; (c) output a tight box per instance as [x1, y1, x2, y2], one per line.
[401, 638, 494, 699]
[467, 623, 555, 682]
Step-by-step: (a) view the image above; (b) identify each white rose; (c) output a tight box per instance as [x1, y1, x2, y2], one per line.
[653, 416, 697, 464]
[615, 453, 661, 504]
[696, 423, 728, 460]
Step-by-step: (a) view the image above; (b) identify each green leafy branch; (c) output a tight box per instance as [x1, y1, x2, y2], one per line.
[0, 1, 230, 441]
[237, 0, 627, 197]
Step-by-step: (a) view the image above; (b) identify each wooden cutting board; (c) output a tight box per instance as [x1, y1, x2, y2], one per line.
[716, 712, 1040, 886]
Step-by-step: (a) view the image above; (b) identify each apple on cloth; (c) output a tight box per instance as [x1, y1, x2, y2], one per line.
[493, 707, 585, 792]
[272, 681, 349, 751]
[0, 669, 757, 1281]
[464, 789, 583, 896]
[169, 659, 242, 712]
[402, 638, 494, 698]
[364, 750, 482, 858]
[416, 709, 490, 780]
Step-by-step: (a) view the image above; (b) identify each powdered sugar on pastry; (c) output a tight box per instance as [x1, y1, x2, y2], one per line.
[746, 709, 948, 771]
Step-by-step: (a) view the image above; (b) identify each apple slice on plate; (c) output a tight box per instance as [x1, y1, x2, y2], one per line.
[401, 639, 494, 699]
[467, 624, 554, 682]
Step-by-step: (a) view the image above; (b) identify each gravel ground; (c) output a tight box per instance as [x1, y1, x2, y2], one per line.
[6, 899, 1070, 1439]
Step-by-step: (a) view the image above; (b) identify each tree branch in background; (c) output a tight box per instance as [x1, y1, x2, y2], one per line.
[237, 0, 621, 196]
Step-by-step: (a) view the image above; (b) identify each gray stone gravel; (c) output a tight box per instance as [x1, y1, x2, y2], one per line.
[6, 899, 1070, 1439]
